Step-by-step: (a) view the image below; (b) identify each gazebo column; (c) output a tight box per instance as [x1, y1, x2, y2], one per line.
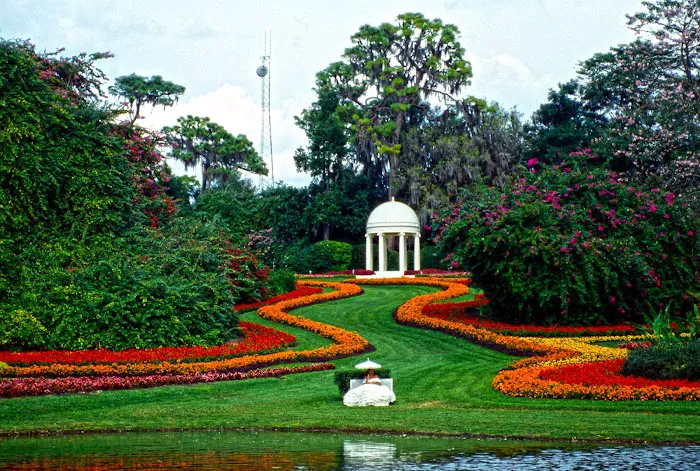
[398, 232, 406, 273]
[378, 232, 386, 272]
[413, 234, 421, 271]
[365, 233, 374, 271]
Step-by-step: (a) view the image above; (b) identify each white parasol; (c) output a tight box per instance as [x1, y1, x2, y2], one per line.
[355, 358, 382, 370]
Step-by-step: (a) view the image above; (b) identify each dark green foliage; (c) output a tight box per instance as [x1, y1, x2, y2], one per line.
[525, 80, 608, 164]
[109, 73, 185, 126]
[434, 151, 699, 325]
[195, 174, 257, 239]
[163, 115, 267, 191]
[421, 246, 449, 269]
[622, 340, 700, 381]
[293, 241, 353, 273]
[333, 369, 391, 395]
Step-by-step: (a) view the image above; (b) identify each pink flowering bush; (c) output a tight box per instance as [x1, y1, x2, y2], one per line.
[432, 150, 699, 326]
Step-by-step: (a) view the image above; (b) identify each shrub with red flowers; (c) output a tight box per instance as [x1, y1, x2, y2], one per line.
[432, 149, 699, 326]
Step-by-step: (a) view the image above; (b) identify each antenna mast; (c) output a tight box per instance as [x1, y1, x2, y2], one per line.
[256, 31, 273, 185]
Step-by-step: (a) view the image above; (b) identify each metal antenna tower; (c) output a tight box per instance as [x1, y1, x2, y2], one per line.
[256, 32, 273, 185]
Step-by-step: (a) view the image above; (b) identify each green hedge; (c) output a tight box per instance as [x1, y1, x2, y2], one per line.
[333, 369, 392, 395]
[293, 240, 353, 273]
[622, 340, 700, 381]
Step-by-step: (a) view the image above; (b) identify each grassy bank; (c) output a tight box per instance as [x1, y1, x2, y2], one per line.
[1, 285, 698, 443]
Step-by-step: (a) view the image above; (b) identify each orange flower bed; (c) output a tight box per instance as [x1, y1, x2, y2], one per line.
[354, 276, 699, 401]
[493, 362, 700, 401]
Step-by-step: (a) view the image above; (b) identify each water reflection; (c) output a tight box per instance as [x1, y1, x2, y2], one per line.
[0, 431, 698, 470]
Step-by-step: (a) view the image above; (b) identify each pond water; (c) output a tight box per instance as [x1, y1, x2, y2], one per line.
[0, 430, 698, 470]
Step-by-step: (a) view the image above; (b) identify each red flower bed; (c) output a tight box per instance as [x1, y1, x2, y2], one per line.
[424, 295, 636, 337]
[234, 286, 323, 312]
[539, 359, 700, 389]
[0, 322, 296, 366]
[0, 363, 334, 398]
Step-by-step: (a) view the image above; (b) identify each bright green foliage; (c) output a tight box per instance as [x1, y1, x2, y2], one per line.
[0, 40, 278, 351]
[0, 310, 47, 351]
[109, 74, 185, 126]
[8, 221, 244, 351]
[433, 151, 699, 325]
[0, 40, 136, 243]
[163, 115, 267, 191]
[0, 40, 137, 301]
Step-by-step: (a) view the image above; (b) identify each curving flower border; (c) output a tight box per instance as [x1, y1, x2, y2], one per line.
[352, 277, 700, 401]
[1, 281, 368, 380]
[0, 363, 334, 398]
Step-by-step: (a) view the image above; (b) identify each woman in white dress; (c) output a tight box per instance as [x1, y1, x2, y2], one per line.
[343, 369, 396, 407]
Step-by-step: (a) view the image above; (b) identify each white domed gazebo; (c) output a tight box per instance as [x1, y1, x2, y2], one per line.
[365, 198, 421, 276]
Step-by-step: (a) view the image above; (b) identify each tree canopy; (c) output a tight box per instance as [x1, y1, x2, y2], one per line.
[109, 73, 186, 126]
[163, 115, 267, 191]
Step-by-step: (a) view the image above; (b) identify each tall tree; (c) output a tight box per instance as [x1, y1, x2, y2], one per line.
[109, 74, 185, 126]
[399, 100, 523, 220]
[294, 87, 352, 187]
[318, 12, 473, 197]
[524, 80, 609, 164]
[579, 0, 700, 208]
[163, 115, 266, 191]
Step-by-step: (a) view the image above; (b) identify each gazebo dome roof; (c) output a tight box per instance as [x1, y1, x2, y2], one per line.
[366, 199, 420, 235]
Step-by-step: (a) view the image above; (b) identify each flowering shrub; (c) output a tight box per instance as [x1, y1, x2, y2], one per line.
[433, 150, 699, 326]
[0, 363, 333, 398]
[0, 322, 295, 366]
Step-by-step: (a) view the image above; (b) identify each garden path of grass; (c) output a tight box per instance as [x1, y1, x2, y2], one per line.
[1, 285, 698, 443]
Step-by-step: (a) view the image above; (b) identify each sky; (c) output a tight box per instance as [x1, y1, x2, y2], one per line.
[1, 0, 644, 187]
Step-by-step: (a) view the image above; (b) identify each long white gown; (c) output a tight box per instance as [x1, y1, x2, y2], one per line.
[343, 377, 396, 407]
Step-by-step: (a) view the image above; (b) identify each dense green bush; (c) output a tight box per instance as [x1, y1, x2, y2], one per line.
[622, 340, 700, 381]
[4, 220, 250, 350]
[293, 240, 353, 273]
[0, 310, 47, 351]
[333, 369, 392, 395]
[421, 245, 449, 269]
[267, 269, 296, 296]
[433, 150, 699, 325]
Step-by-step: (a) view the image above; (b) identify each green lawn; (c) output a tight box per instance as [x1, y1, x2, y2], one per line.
[1, 285, 698, 443]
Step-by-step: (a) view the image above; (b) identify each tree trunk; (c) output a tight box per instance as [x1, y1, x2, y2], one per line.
[323, 223, 330, 241]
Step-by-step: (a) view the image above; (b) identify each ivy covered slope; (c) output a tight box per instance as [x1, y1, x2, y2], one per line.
[0, 40, 271, 351]
[433, 150, 699, 326]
